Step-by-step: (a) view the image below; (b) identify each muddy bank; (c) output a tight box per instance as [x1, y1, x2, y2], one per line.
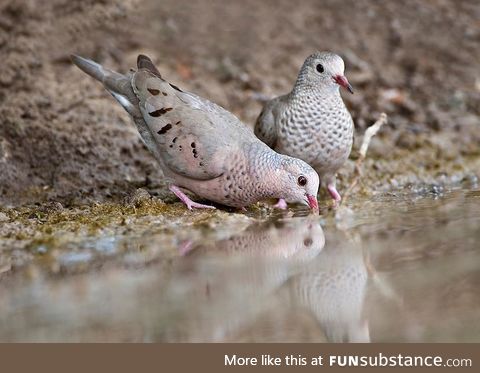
[0, 0, 479, 207]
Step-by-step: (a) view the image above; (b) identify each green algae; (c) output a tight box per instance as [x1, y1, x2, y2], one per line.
[0, 197, 224, 254]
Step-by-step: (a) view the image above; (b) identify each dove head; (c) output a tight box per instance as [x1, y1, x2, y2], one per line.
[296, 51, 353, 94]
[283, 217, 325, 261]
[278, 156, 320, 211]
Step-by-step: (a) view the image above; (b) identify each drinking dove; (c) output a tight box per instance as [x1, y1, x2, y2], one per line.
[71, 54, 319, 211]
[255, 52, 354, 206]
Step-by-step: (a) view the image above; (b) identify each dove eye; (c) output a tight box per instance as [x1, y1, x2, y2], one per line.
[316, 64, 324, 73]
[297, 175, 307, 186]
[303, 238, 313, 247]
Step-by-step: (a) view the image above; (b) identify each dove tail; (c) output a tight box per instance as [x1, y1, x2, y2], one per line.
[137, 54, 162, 78]
[71, 54, 106, 82]
[71, 54, 139, 116]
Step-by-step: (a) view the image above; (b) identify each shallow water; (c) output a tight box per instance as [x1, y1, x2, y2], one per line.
[1, 189, 480, 342]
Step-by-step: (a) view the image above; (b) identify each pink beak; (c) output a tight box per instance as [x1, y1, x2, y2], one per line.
[307, 194, 319, 212]
[334, 75, 354, 94]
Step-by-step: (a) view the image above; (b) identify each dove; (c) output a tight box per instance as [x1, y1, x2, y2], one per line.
[255, 52, 354, 206]
[71, 54, 319, 211]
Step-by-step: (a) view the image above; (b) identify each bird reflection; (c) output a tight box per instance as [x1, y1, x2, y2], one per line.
[183, 217, 325, 262]
[288, 236, 370, 342]
[159, 217, 370, 342]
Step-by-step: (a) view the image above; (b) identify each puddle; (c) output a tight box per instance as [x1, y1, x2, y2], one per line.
[0, 189, 479, 342]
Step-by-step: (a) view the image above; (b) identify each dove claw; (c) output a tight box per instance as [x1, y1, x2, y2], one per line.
[178, 240, 195, 256]
[187, 201, 216, 210]
[327, 184, 342, 207]
[273, 198, 288, 210]
[169, 185, 216, 210]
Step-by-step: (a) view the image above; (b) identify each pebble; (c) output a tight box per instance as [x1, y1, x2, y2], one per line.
[0, 212, 9, 222]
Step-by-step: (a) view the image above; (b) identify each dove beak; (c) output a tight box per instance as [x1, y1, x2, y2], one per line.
[306, 194, 319, 212]
[334, 75, 354, 94]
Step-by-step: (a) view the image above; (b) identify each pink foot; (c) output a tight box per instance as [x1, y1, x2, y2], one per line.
[178, 240, 194, 256]
[273, 198, 288, 210]
[169, 185, 216, 210]
[327, 185, 342, 207]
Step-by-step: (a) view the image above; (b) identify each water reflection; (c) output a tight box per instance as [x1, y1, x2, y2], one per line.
[161, 218, 370, 342]
[1, 190, 480, 342]
[156, 217, 327, 342]
[183, 217, 325, 260]
[288, 240, 370, 342]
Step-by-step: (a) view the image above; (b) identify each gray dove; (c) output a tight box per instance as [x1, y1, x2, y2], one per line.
[71, 54, 319, 210]
[255, 52, 354, 206]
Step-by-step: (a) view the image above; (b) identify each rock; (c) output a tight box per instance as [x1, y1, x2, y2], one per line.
[125, 188, 152, 207]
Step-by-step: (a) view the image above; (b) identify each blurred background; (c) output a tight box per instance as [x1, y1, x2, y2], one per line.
[0, 0, 479, 205]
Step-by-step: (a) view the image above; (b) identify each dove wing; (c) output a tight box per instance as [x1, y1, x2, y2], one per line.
[254, 96, 286, 148]
[132, 64, 247, 181]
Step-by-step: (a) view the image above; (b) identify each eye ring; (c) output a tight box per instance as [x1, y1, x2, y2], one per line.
[316, 64, 324, 73]
[297, 175, 307, 186]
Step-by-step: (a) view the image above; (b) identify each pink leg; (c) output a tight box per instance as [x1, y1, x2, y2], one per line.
[273, 198, 288, 210]
[327, 184, 342, 207]
[169, 185, 216, 210]
[178, 240, 195, 256]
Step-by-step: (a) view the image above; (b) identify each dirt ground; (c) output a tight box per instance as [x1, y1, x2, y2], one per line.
[0, 0, 479, 207]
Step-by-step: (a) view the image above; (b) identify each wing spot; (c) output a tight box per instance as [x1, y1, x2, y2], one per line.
[169, 83, 183, 92]
[149, 107, 173, 117]
[175, 121, 181, 125]
[172, 137, 178, 143]
[147, 88, 160, 96]
[162, 92, 168, 96]
[157, 123, 172, 135]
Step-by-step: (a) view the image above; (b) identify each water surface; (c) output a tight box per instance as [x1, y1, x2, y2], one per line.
[1, 189, 479, 342]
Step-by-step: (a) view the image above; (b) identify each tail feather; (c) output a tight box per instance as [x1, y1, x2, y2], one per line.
[71, 54, 106, 82]
[71, 54, 139, 116]
[71, 54, 159, 155]
[137, 54, 162, 78]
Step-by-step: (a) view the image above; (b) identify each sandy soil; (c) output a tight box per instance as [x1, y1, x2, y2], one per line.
[0, 0, 479, 206]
